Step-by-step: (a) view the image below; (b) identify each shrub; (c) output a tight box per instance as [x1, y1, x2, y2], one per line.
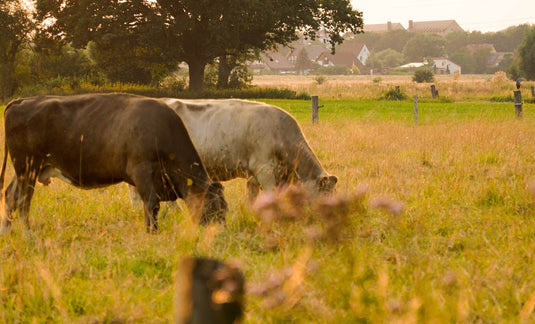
[314, 75, 326, 85]
[382, 87, 407, 100]
[412, 69, 435, 83]
[490, 71, 509, 89]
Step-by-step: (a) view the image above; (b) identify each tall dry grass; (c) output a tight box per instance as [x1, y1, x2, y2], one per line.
[253, 73, 533, 101]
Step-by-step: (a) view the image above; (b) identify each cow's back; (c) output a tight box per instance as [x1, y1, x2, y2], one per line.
[5, 94, 202, 188]
[161, 98, 319, 182]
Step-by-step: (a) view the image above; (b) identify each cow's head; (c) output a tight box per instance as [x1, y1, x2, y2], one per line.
[185, 182, 228, 225]
[310, 174, 338, 196]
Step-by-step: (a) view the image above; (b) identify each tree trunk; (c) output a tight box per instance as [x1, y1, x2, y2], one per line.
[0, 64, 16, 101]
[217, 56, 231, 89]
[188, 59, 206, 92]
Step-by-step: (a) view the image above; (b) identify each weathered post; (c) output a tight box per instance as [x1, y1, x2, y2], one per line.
[414, 95, 418, 125]
[430, 85, 439, 99]
[175, 257, 244, 324]
[311, 96, 323, 124]
[531, 86, 535, 97]
[514, 90, 523, 119]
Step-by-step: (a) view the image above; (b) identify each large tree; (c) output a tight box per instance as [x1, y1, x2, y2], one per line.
[369, 48, 405, 69]
[403, 34, 446, 62]
[0, 0, 33, 100]
[518, 26, 535, 80]
[156, 0, 363, 91]
[37, 0, 363, 91]
[35, 0, 177, 84]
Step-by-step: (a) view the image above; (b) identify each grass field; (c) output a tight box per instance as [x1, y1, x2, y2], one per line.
[2, 83, 535, 322]
[253, 73, 534, 101]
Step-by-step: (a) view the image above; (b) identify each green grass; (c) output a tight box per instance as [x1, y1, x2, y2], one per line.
[262, 99, 535, 124]
[2, 99, 535, 322]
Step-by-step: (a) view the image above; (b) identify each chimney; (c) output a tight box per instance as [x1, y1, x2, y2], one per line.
[387, 21, 392, 31]
[409, 20, 414, 30]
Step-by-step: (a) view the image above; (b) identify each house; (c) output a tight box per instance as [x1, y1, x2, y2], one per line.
[257, 51, 295, 74]
[432, 58, 461, 74]
[408, 20, 464, 35]
[487, 52, 512, 69]
[337, 43, 370, 65]
[364, 21, 405, 34]
[398, 59, 461, 74]
[315, 51, 367, 74]
[316, 44, 370, 68]
[287, 43, 329, 64]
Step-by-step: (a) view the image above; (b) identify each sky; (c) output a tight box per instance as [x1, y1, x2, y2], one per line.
[351, 0, 535, 32]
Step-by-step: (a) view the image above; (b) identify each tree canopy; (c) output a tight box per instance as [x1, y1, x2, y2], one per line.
[402, 34, 446, 62]
[0, 0, 33, 99]
[36, 0, 364, 91]
[518, 26, 535, 80]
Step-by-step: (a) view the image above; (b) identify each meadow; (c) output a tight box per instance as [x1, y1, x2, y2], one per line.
[1, 76, 535, 323]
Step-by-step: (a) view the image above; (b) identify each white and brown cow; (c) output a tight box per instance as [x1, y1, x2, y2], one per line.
[0, 93, 227, 234]
[160, 98, 337, 202]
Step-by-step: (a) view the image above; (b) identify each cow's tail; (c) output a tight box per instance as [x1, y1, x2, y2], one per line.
[0, 136, 8, 195]
[0, 98, 20, 194]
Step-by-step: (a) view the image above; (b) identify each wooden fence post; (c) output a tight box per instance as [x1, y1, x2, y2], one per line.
[311, 96, 323, 124]
[430, 85, 439, 99]
[414, 95, 418, 125]
[175, 257, 244, 324]
[531, 86, 535, 97]
[514, 90, 523, 119]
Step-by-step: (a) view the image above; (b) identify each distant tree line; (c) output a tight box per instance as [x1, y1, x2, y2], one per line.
[0, 0, 364, 100]
[348, 24, 535, 76]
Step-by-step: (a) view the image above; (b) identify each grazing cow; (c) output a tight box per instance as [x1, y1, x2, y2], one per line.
[160, 98, 337, 202]
[0, 93, 227, 235]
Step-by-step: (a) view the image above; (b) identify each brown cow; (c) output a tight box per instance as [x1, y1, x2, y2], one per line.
[0, 93, 227, 235]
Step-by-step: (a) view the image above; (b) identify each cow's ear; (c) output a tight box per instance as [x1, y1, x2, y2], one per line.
[317, 175, 337, 192]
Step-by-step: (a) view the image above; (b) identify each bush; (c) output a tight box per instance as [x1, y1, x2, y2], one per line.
[382, 87, 407, 100]
[413, 69, 435, 83]
[314, 75, 326, 85]
[490, 71, 509, 88]
[10, 82, 310, 102]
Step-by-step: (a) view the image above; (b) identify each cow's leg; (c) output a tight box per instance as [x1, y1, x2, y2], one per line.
[0, 178, 20, 235]
[0, 172, 37, 234]
[246, 177, 261, 204]
[135, 184, 160, 233]
[144, 196, 160, 233]
[18, 175, 37, 230]
[250, 163, 277, 202]
[128, 163, 161, 233]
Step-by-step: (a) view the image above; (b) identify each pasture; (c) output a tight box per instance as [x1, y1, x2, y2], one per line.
[2, 79, 535, 322]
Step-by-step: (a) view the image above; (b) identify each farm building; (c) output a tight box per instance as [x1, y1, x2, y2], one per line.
[432, 58, 462, 74]
[253, 41, 370, 74]
[315, 44, 370, 71]
[407, 20, 464, 35]
[287, 44, 329, 64]
[251, 51, 295, 74]
[364, 21, 406, 33]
